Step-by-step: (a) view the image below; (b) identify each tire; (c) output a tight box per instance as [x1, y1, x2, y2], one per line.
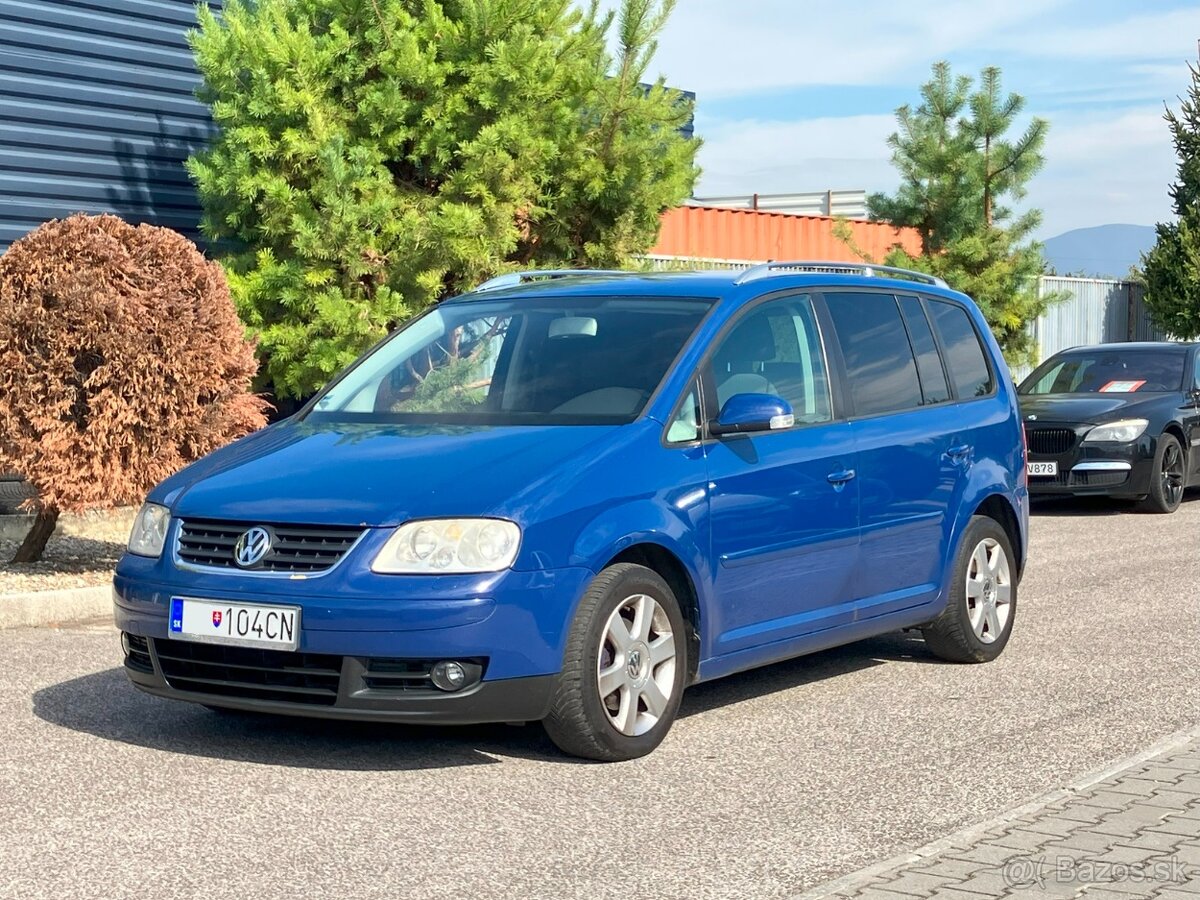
[0, 478, 35, 514]
[922, 516, 1017, 663]
[543, 563, 687, 761]
[1139, 433, 1185, 514]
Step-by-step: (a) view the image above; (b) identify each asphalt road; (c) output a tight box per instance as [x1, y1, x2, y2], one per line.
[2, 495, 1199, 900]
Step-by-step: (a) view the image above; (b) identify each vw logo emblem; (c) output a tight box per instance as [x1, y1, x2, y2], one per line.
[234, 526, 272, 568]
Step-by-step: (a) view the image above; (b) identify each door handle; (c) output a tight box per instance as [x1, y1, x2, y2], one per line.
[826, 469, 856, 490]
[944, 444, 972, 465]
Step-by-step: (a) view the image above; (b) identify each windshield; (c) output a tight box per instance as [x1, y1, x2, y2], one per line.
[1019, 350, 1186, 395]
[307, 296, 713, 425]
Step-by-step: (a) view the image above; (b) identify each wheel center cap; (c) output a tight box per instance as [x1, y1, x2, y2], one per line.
[983, 577, 995, 602]
[626, 642, 650, 686]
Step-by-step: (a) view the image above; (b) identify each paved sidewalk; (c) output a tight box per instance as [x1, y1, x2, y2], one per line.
[801, 729, 1200, 900]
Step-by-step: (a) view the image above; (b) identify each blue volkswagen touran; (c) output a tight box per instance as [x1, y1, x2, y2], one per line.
[116, 264, 1029, 760]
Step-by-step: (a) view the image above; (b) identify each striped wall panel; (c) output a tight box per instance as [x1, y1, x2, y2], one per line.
[0, 0, 220, 250]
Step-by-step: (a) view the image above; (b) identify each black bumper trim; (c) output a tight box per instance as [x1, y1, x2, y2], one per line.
[124, 664, 556, 725]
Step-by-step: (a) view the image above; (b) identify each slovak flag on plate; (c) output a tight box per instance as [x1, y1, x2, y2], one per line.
[212, 610, 223, 628]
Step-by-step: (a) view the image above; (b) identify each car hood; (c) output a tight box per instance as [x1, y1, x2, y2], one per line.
[1018, 393, 1175, 425]
[155, 420, 624, 527]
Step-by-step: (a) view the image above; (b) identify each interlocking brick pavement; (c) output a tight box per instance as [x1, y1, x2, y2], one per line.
[798, 728, 1200, 900]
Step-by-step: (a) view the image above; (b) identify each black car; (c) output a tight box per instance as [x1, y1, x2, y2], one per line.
[1017, 342, 1200, 513]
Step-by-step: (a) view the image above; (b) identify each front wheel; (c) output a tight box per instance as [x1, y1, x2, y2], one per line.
[1140, 433, 1185, 514]
[922, 516, 1017, 663]
[543, 563, 687, 761]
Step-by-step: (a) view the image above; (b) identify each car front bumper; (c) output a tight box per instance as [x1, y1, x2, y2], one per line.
[113, 560, 594, 724]
[1026, 430, 1156, 497]
[119, 631, 557, 724]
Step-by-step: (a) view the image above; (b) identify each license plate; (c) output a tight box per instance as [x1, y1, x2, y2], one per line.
[168, 597, 300, 651]
[1026, 461, 1058, 477]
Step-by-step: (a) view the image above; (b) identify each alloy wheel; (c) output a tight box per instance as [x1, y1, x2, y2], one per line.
[965, 538, 1012, 644]
[597, 593, 677, 736]
[1161, 441, 1185, 507]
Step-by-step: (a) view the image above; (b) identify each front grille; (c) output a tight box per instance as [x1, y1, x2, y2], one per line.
[154, 638, 342, 706]
[1028, 427, 1076, 455]
[1071, 470, 1128, 487]
[122, 633, 154, 674]
[177, 520, 365, 573]
[361, 658, 486, 693]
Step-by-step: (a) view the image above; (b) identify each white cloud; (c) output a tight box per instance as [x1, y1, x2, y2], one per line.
[694, 114, 897, 196]
[598, 0, 1070, 97]
[1030, 106, 1176, 236]
[999, 9, 1200, 62]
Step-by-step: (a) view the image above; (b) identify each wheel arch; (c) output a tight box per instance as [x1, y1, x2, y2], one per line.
[971, 493, 1024, 578]
[602, 542, 703, 686]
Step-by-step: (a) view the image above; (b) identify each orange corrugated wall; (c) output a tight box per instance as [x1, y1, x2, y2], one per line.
[650, 205, 923, 263]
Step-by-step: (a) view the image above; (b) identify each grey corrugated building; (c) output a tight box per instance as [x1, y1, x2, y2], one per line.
[0, 0, 220, 251]
[0, 1, 694, 254]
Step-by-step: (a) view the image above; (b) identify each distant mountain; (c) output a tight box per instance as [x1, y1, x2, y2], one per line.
[1042, 224, 1156, 279]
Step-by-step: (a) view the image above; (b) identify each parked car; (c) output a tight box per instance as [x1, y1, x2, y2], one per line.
[1017, 342, 1200, 513]
[115, 264, 1029, 761]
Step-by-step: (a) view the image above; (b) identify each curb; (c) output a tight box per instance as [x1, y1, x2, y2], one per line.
[0, 585, 112, 629]
[791, 722, 1200, 899]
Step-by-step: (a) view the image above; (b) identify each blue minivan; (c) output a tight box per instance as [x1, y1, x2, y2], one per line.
[115, 263, 1029, 760]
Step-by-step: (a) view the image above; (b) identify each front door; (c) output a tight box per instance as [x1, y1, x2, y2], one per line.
[704, 293, 861, 657]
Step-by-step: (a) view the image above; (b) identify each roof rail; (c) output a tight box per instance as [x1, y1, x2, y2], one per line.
[472, 269, 635, 293]
[734, 260, 948, 288]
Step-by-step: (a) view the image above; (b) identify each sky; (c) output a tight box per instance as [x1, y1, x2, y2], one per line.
[600, 0, 1200, 239]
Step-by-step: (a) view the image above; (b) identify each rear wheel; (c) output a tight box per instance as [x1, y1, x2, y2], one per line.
[543, 563, 686, 761]
[922, 516, 1017, 663]
[1140, 433, 1185, 514]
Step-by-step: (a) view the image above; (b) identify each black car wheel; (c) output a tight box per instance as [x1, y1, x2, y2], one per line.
[1141, 433, 1185, 514]
[543, 563, 687, 761]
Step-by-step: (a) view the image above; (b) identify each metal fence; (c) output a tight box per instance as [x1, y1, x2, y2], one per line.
[1014, 277, 1169, 380]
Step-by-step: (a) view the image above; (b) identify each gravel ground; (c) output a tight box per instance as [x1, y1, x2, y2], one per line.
[0, 494, 1198, 900]
[0, 535, 122, 593]
[0, 509, 132, 594]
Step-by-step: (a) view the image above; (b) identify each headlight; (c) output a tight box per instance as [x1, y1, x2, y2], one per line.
[1082, 419, 1149, 443]
[372, 518, 521, 574]
[128, 503, 171, 558]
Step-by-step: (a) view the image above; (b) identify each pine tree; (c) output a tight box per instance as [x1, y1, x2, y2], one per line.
[1143, 62, 1200, 338]
[188, 0, 698, 399]
[866, 63, 1054, 368]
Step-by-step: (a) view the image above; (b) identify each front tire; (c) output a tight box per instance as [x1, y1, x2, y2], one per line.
[543, 563, 687, 761]
[922, 516, 1017, 663]
[1140, 433, 1185, 514]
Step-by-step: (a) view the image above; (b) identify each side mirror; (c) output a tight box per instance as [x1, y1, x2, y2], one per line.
[710, 393, 794, 437]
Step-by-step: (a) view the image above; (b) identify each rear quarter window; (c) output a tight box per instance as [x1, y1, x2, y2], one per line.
[927, 300, 995, 400]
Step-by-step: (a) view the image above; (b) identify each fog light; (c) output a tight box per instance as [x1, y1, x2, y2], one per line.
[431, 660, 468, 692]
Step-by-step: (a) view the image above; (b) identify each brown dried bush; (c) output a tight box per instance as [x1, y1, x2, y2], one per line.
[0, 214, 268, 562]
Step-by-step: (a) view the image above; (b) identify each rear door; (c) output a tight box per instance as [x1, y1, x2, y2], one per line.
[822, 291, 984, 620]
[703, 292, 861, 657]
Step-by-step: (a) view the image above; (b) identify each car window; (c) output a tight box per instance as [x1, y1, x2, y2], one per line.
[824, 292, 923, 416]
[308, 297, 712, 424]
[1020, 350, 1187, 395]
[665, 386, 701, 443]
[898, 295, 950, 405]
[927, 300, 995, 400]
[707, 294, 832, 424]
[1194, 352, 1200, 390]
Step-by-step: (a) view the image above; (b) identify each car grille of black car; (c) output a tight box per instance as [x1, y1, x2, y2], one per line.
[1028, 427, 1076, 455]
[154, 639, 343, 706]
[176, 520, 365, 573]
